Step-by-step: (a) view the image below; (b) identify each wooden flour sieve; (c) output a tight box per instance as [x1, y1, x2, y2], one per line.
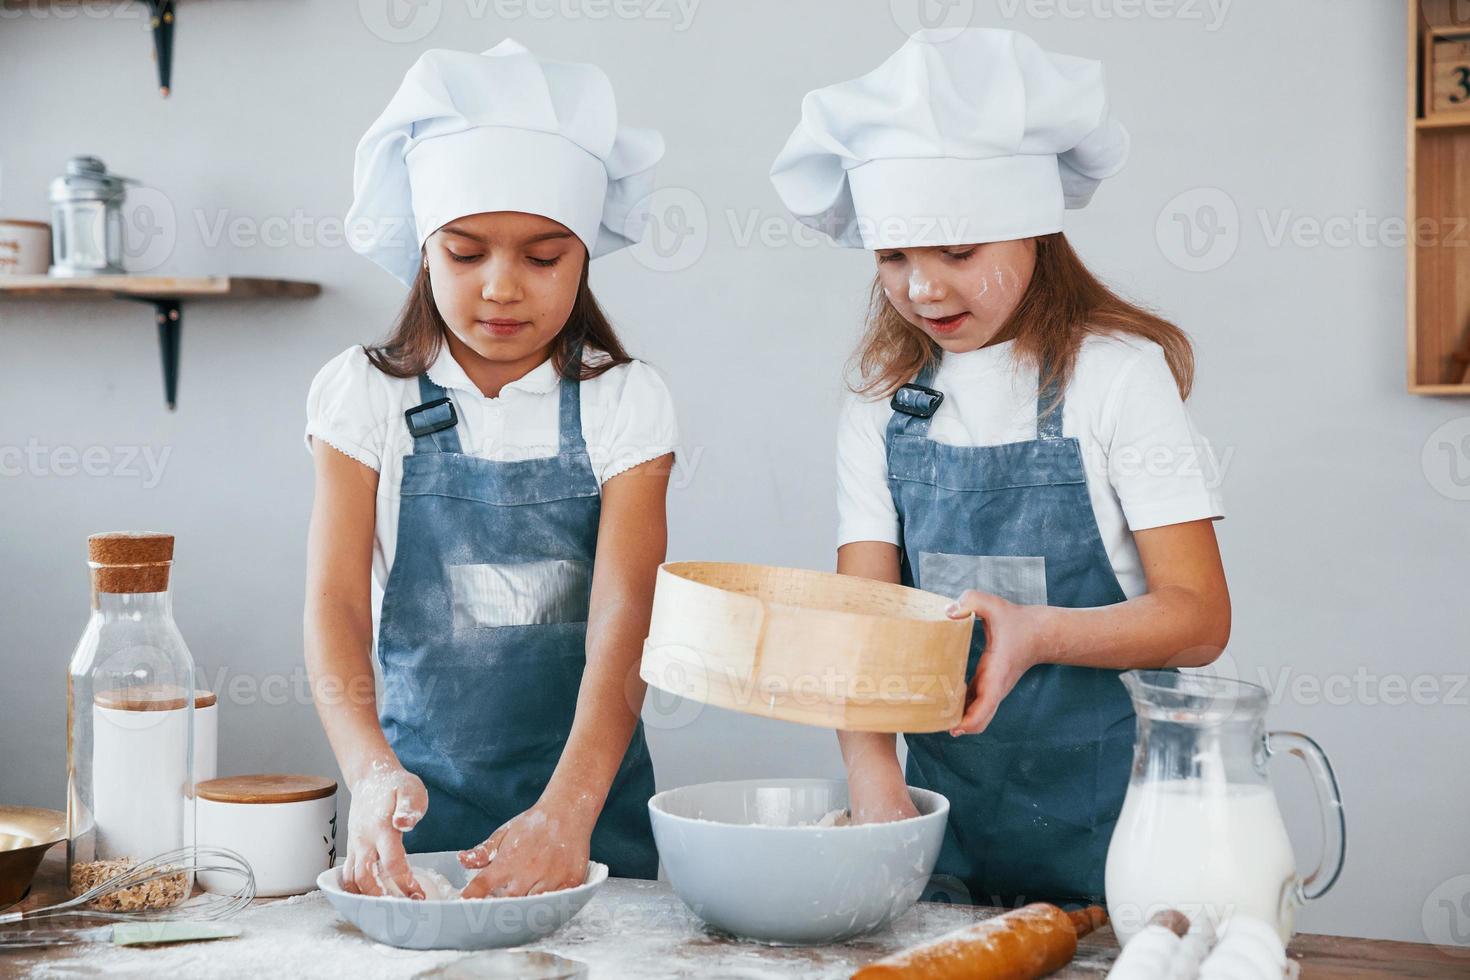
[639, 562, 974, 732]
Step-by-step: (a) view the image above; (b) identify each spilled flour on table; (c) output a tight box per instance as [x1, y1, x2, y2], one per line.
[5, 880, 1082, 980]
[18, 891, 477, 980]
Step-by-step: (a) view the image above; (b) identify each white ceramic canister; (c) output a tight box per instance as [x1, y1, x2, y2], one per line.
[92, 687, 215, 860]
[196, 775, 337, 897]
[194, 691, 217, 782]
[0, 219, 51, 274]
[186, 691, 217, 847]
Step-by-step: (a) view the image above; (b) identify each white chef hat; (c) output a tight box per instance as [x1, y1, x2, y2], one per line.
[769, 28, 1129, 250]
[346, 39, 664, 285]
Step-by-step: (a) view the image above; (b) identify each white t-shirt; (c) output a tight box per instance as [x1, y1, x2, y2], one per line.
[305, 343, 678, 629]
[836, 333, 1225, 600]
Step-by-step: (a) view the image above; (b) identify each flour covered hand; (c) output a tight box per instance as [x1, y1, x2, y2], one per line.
[341, 759, 430, 898]
[458, 802, 591, 898]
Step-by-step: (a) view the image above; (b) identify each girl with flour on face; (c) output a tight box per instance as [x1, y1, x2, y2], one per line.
[304, 41, 675, 900]
[771, 29, 1232, 908]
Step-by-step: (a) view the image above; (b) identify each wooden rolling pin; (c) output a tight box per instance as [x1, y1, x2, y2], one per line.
[852, 903, 1108, 980]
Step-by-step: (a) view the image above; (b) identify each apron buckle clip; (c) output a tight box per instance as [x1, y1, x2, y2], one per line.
[405, 396, 459, 437]
[891, 383, 944, 419]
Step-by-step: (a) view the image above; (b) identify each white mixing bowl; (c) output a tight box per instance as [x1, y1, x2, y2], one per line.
[649, 778, 948, 945]
[317, 850, 607, 950]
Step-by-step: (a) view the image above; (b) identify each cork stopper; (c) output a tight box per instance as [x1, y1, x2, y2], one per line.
[88, 532, 174, 595]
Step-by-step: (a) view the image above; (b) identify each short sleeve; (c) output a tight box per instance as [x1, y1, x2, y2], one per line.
[1100, 343, 1226, 531]
[587, 359, 679, 485]
[836, 392, 901, 548]
[304, 346, 394, 472]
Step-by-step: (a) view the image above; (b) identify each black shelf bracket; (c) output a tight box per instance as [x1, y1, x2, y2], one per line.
[120, 295, 183, 410]
[148, 0, 177, 97]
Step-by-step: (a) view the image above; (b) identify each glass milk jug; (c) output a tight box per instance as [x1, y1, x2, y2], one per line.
[1104, 670, 1344, 945]
[66, 532, 196, 906]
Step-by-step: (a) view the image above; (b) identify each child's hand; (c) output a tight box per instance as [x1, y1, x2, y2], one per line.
[458, 803, 591, 898]
[849, 778, 920, 825]
[946, 590, 1047, 736]
[342, 760, 429, 898]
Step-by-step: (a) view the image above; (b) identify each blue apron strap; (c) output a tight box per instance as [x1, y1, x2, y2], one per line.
[558, 347, 588, 454]
[885, 355, 941, 443]
[406, 373, 463, 455]
[884, 355, 940, 593]
[1037, 354, 1066, 441]
[913, 356, 938, 390]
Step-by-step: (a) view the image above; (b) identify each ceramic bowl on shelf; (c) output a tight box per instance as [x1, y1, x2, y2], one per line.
[317, 850, 608, 951]
[0, 220, 51, 276]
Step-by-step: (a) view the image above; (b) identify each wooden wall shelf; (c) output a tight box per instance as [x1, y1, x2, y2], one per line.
[1415, 114, 1470, 129]
[0, 275, 321, 409]
[1410, 1, 1470, 394]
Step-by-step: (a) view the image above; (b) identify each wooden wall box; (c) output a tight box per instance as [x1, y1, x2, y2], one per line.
[1409, 2, 1470, 392]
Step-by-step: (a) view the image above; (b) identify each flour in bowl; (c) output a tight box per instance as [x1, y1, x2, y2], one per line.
[806, 808, 852, 828]
[411, 867, 462, 901]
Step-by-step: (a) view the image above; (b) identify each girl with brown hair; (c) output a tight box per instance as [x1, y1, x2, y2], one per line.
[303, 41, 675, 902]
[771, 28, 1231, 908]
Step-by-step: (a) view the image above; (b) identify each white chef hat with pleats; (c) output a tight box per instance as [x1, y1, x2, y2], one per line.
[770, 28, 1129, 250]
[347, 39, 664, 285]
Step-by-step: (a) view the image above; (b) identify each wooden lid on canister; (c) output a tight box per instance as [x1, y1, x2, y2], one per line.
[197, 774, 338, 805]
[93, 685, 216, 711]
[88, 532, 174, 594]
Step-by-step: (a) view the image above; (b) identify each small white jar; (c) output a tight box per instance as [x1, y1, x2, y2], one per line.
[196, 774, 337, 897]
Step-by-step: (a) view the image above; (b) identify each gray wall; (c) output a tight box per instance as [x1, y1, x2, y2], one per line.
[2, 0, 1466, 946]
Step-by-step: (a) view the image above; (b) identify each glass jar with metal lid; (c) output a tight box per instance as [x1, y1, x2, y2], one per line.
[48, 155, 135, 277]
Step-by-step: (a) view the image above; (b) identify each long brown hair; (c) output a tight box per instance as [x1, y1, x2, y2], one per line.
[851, 233, 1194, 412]
[365, 253, 632, 380]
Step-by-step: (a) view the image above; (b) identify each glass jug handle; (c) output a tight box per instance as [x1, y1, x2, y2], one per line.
[1265, 730, 1346, 903]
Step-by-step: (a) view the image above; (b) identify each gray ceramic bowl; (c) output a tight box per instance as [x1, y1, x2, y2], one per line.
[316, 850, 607, 950]
[649, 778, 948, 945]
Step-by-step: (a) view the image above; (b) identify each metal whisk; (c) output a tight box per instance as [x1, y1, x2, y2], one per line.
[0, 845, 256, 928]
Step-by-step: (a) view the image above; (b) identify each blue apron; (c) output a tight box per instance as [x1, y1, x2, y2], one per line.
[885, 355, 1134, 907]
[375, 359, 659, 879]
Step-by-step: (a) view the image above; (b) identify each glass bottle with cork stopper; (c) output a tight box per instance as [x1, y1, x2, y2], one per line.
[66, 532, 198, 908]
